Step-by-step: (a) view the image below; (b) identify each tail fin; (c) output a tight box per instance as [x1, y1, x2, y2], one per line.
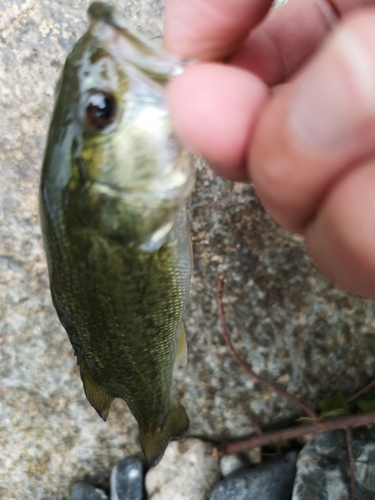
[139, 402, 189, 467]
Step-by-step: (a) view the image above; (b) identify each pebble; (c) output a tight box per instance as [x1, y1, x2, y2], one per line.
[146, 438, 220, 500]
[67, 481, 108, 500]
[292, 427, 375, 499]
[219, 454, 249, 477]
[245, 447, 262, 465]
[110, 456, 145, 500]
[210, 451, 298, 500]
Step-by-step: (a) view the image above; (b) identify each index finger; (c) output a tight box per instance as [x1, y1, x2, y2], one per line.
[164, 0, 274, 60]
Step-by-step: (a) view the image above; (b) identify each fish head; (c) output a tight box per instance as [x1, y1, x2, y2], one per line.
[42, 2, 194, 250]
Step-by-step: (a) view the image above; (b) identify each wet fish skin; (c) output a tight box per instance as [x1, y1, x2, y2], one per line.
[39, 2, 194, 466]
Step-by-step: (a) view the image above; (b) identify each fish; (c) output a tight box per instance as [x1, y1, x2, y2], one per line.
[39, 1, 195, 466]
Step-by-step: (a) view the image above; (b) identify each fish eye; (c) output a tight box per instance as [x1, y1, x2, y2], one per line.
[85, 91, 117, 130]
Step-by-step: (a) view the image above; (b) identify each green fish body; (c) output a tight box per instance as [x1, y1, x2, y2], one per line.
[39, 2, 194, 466]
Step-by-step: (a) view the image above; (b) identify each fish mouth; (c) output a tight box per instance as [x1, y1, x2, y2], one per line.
[88, 2, 191, 81]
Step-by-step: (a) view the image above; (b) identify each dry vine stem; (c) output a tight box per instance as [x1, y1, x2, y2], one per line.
[348, 378, 375, 403]
[217, 276, 317, 419]
[213, 411, 375, 456]
[215, 276, 375, 499]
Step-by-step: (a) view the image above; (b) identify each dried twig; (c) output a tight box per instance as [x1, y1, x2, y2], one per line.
[346, 427, 356, 500]
[348, 378, 375, 403]
[217, 276, 317, 420]
[213, 411, 375, 456]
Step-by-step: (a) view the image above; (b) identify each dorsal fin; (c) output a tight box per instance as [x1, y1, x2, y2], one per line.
[80, 367, 115, 421]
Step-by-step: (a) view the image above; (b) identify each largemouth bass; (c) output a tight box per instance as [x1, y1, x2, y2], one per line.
[39, 2, 194, 466]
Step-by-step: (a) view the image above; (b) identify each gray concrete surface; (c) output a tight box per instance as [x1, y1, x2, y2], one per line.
[1, 1, 375, 499]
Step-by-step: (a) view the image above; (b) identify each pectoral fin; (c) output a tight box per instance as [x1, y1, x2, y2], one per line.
[80, 367, 115, 421]
[175, 326, 187, 367]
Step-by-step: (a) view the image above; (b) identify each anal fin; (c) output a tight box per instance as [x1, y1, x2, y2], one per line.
[80, 367, 115, 421]
[175, 326, 187, 367]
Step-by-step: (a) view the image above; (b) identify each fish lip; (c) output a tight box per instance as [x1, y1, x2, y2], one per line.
[88, 2, 193, 80]
[88, 2, 134, 32]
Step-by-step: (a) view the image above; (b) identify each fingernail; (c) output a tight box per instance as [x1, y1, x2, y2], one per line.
[290, 26, 375, 148]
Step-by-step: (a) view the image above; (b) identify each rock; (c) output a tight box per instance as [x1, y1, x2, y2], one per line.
[211, 452, 298, 500]
[4, 0, 375, 498]
[292, 427, 375, 500]
[67, 482, 108, 500]
[110, 457, 144, 500]
[145, 439, 220, 500]
[245, 448, 262, 466]
[219, 454, 249, 477]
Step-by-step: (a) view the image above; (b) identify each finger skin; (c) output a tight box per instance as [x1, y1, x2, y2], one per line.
[305, 159, 375, 299]
[167, 64, 269, 181]
[230, 0, 375, 85]
[164, 0, 273, 60]
[250, 10, 375, 234]
[230, 0, 336, 85]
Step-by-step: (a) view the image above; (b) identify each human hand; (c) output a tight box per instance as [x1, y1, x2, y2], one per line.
[164, 0, 375, 299]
